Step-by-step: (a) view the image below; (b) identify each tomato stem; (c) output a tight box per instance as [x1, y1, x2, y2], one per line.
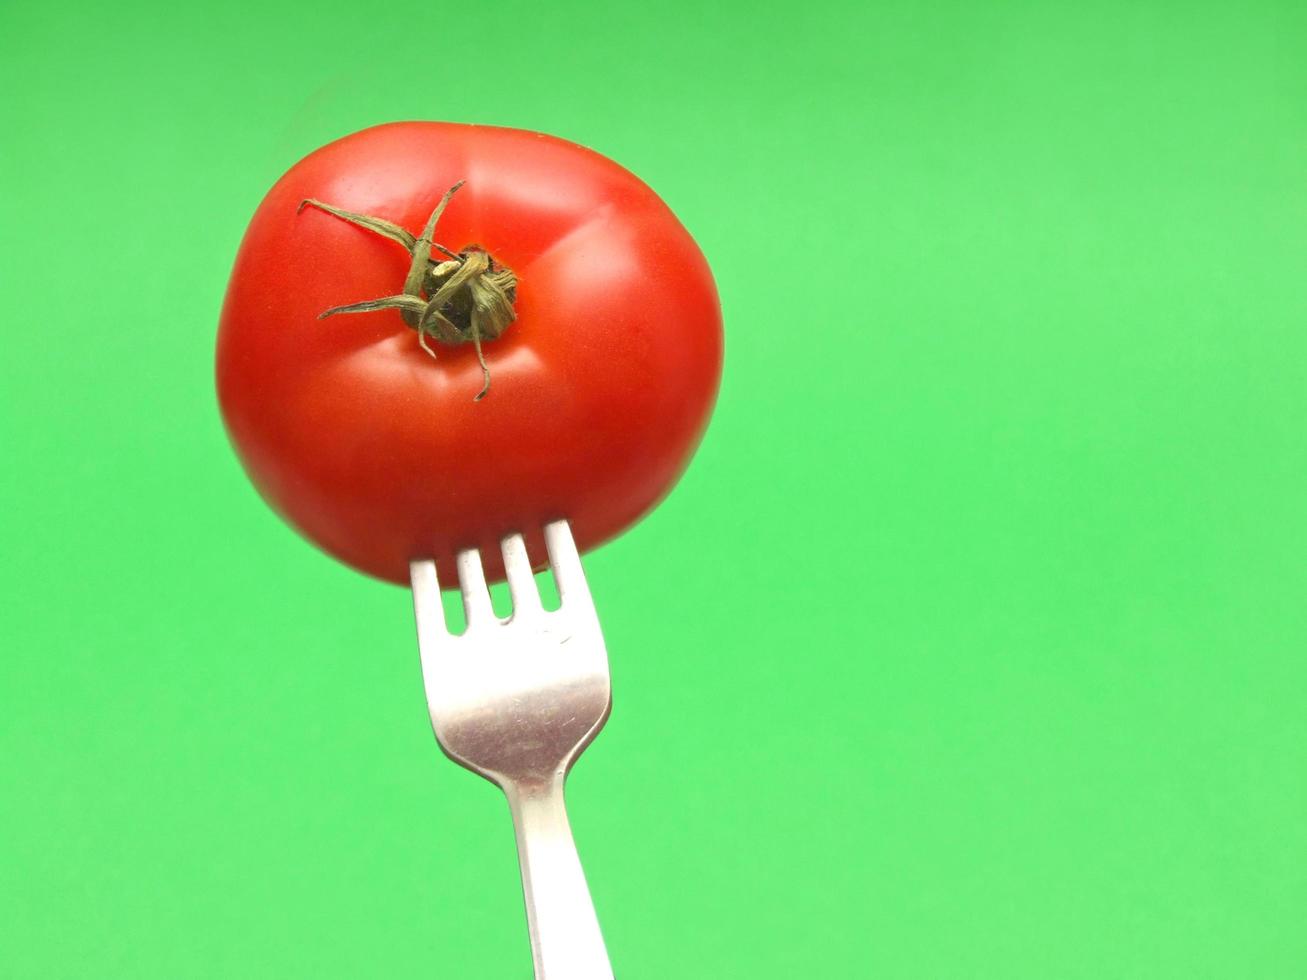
[300, 182, 517, 400]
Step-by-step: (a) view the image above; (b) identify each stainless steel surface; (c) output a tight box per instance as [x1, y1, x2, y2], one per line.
[410, 520, 614, 980]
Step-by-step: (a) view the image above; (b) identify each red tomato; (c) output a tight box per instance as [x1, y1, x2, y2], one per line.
[217, 123, 723, 585]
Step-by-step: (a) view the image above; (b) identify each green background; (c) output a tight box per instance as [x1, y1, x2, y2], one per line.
[3, 0, 1305, 976]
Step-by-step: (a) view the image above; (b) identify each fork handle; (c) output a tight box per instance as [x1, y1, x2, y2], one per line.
[505, 777, 614, 980]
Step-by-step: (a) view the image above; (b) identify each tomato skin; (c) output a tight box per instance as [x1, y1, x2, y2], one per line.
[217, 123, 723, 585]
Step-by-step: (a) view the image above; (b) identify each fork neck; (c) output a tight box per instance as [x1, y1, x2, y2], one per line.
[502, 771, 567, 806]
[503, 775, 613, 980]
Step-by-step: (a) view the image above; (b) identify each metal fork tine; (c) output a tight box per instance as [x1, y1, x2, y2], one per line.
[456, 548, 496, 626]
[544, 520, 592, 609]
[501, 532, 543, 618]
[410, 558, 448, 647]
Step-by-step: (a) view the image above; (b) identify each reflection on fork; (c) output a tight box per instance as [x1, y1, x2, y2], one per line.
[410, 520, 614, 980]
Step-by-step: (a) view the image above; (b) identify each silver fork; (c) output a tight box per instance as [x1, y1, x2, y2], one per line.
[410, 520, 614, 980]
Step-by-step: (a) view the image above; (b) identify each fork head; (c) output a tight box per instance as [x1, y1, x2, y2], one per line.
[410, 520, 612, 789]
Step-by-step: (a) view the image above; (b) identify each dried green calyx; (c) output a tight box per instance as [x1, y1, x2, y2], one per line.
[298, 181, 516, 401]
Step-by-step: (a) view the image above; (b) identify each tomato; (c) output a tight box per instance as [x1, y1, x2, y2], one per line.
[216, 122, 723, 585]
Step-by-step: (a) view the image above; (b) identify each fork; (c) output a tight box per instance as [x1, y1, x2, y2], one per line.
[410, 519, 615, 980]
